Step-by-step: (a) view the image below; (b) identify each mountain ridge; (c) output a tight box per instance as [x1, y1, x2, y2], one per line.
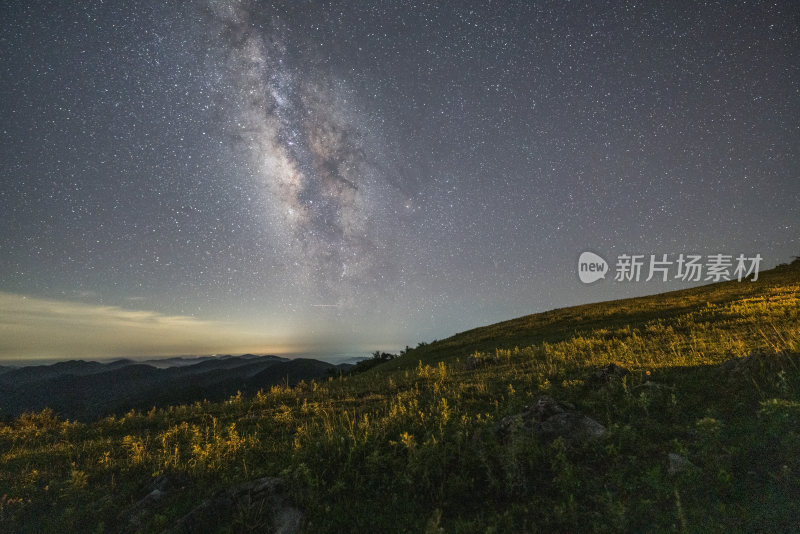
[0, 354, 350, 420]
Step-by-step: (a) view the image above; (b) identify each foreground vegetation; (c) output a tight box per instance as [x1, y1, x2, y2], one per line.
[2, 261, 799, 532]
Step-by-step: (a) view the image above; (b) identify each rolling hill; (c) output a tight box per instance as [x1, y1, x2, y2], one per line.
[0, 355, 349, 420]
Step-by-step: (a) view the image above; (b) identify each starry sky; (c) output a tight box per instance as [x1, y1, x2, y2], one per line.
[1, 1, 798, 361]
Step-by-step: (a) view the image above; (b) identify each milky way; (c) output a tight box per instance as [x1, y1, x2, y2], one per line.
[207, 1, 394, 303]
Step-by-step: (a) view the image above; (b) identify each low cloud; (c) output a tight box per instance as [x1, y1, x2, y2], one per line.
[0, 292, 279, 361]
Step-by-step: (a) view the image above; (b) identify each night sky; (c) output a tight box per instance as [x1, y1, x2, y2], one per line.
[1, 1, 798, 361]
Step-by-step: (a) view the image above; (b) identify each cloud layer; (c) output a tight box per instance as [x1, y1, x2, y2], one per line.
[0, 292, 278, 360]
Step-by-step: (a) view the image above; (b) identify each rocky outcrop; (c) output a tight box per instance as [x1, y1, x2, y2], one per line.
[166, 476, 302, 534]
[668, 453, 694, 475]
[121, 475, 301, 534]
[720, 350, 798, 375]
[496, 395, 606, 444]
[122, 473, 190, 533]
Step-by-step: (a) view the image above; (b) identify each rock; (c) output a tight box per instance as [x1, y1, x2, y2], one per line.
[532, 395, 572, 418]
[122, 475, 301, 534]
[668, 453, 694, 475]
[496, 395, 605, 444]
[720, 353, 755, 373]
[165, 476, 302, 534]
[721, 350, 798, 375]
[150, 472, 190, 492]
[122, 473, 190, 532]
[538, 411, 607, 441]
[124, 489, 167, 531]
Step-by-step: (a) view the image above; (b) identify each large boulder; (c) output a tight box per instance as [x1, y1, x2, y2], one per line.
[668, 453, 695, 475]
[496, 395, 606, 444]
[720, 350, 798, 375]
[166, 476, 303, 534]
[122, 473, 190, 533]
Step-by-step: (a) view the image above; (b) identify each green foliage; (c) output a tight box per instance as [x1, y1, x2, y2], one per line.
[1, 263, 799, 532]
[347, 351, 397, 374]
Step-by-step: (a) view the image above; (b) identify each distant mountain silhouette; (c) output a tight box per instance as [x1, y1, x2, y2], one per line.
[0, 355, 350, 421]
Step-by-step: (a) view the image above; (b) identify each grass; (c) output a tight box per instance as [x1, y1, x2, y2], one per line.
[1, 260, 799, 532]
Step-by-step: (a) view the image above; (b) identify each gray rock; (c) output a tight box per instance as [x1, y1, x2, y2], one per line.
[124, 489, 167, 531]
[539, 412, 607, 441]
[122, 473, 190, 532]
[668, 453, 694, 475]
[165, 476, 302, 534]
[720, 350, 798, 375]
[497, 395, 605, 444]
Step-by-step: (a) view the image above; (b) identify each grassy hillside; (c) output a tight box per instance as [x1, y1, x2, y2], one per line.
[388, 261, 800, 370]
[1, 261, 799, 533]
